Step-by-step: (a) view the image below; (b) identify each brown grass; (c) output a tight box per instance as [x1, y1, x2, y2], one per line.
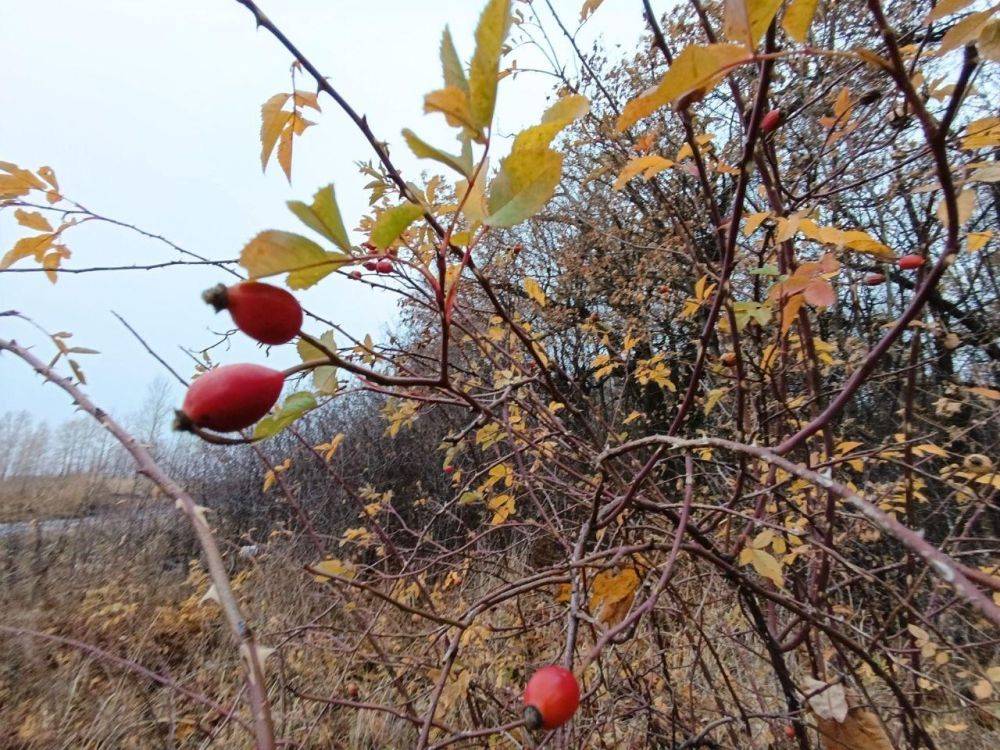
[0, 475, 149, 523]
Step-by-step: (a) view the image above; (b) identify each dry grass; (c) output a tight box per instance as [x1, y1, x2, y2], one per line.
[0, 475, 149, 523]
[1, 488, 997, 748]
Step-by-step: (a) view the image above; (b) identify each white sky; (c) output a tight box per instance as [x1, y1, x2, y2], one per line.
[1, 0, 643, 425]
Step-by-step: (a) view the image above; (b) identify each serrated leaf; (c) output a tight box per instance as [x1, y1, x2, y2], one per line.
[512, 94, 590, 153]
[486, 147, 563, 227]
[616, 44, 750, 131]
[297, 330, 339, 394]
[440, 27, 469, 94]
[253, 391, 317, 440]
[240, 230, 350, 290]
[782, 0, 819, 42]
[402, 129, 471, 177]
[260, 93, 292, 171]
[287, 184, 351, 251]
[370, 201, 424, 249]
[468, 0, 512, 130]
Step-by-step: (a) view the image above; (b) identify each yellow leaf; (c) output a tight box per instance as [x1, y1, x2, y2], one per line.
[524, 277, 547, 307]
[980, 19, 1000, 61]
[936, 10, 995, 56]
[1, 233, 55, 270]
[486, 146, 564, 227]
[513, 94, 590, 153]
[962, 116, 1000, 150]
[743, 211, 770, 235]
[487, 493, 515, 524]
[0, 161, 45, 198]
[724, 0, 784, 50]
[914, 443, 949, 458]
[468, 0, 512, 130]
[967, 230, 992, 251]
[312, 558, 356, 581]
[614, 154, 674, 190]
[972, 678, 993, 700]
[580, 0, 604, 20]
[240, 230, 350, 290]
[616, 44, 750, 131]
[590, 567, 640, 625]
[704, 387, 728, 415]
[937, 189, 977, 227]
[748, 548, 784, 587]
[14, 209, 52, 232]
[924, 0, 975, 24]
[424, 86, 479, 136]
[780, 293, 805, 334]
[783, 0, 819, 42]
[260, 93, 292, 171]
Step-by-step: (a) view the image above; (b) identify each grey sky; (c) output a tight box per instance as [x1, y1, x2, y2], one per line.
[1, 0, 641, 426]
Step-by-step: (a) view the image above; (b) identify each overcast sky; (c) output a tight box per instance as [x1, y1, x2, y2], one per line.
[1, 0, 642, 427]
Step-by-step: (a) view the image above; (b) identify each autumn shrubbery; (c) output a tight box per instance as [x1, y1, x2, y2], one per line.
[2, 0, 1000, 747]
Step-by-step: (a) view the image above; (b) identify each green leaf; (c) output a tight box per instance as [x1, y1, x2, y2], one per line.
[511, 94, 590, 153]
[748, 265, 780, 275]
[468, 0, 512, 130]
[616, 44, 750, 131]
[253, 391, 317, 440]
[240, 230, 351, 290]
[287, 184, 351, 251]
[402, 129, 472, 177]
[297, 331, 339, 395]
[370, 202, 424, 249]
[486, 147, 563, 227]
[440, 27, 469, 93]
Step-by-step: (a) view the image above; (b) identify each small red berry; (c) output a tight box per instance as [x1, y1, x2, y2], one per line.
[203, 282, 302, 345]
[761, 108, 783, 133]
[523, 665, 580, 731]
[898, 254, 925, 270]
[720, 352, 737, 367]
[177, 364, 284, 433]
[444, 465, 455, 474]
[346, 682, 359, 699]
[864, 273, 886, 286]
[350, 270, 362, 280]
[376, 259, 394, 274]
[363, 260, 378, 272]
[784, 724, 796, 739]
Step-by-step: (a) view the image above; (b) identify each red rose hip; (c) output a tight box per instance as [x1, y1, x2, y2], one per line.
[864, 273, 886, 286]
[376, 259, 394, 274]
[363, 260, 378, 272]
[177, 364, 284, 433]
[203, 282, 302, 345]
[898, 254, 925, 270]
[523, 665, 580, 730]
[761, 108, 783, 133]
